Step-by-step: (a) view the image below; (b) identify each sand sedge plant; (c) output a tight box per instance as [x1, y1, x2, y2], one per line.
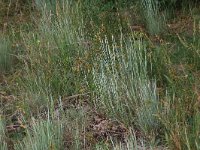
[112, 131, 148, 150]
[177, 18, 200, 69]
[0, 35, 12, 73]
[141, 0, 166, 35]
[14, 117, 64, 150]
[93, 33, 160, 137]
[158, 89, 200, 149]
[34, 0, 57, 11]
[170, 72, 200, 148]
[19, 0, 87, 106]
[94, 129, 156, 150]
[0, 118, 8, 150]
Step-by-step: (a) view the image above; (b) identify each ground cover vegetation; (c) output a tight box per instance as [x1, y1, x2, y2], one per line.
[0, 0, 200, 149]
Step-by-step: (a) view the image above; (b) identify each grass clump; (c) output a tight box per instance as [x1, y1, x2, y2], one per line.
[0, 35, 12, 73]
[160, 20, 200, 150]
[19, 0, 89, 110]
[0, 118, 8, 150]
[14, 118, 64, 150]
[93, 34, 161, 138]
[141, 0, 166, 35]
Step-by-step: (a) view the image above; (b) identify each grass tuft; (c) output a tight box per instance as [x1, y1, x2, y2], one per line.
[14, 118, 64, 150]
[141, 0, 166, 35]
[0, 35, 12, 73]
[0, 118, 8, 150]
[93, 34, 161, 137]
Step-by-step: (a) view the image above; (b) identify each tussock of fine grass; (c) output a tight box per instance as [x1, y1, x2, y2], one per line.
[93, 34, 161, 138]
[19, 0, 87, 111]
[14, 118, 64, 150]
[0, 118, 7, 150]
[0, 35, 12, 73]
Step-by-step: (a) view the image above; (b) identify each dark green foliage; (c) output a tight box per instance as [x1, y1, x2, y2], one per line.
[159, 0, 199, 10]
[0, 36, 12, 73]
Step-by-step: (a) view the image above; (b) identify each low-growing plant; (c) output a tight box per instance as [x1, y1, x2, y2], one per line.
[93, 34, 161, 137]
[0, 118, 8, 150]
[0, 36, 12, 72]
[140, 0, 166, 35]
[19, 0, 89, 109]
[112, 131, 148, 150]
[14, 118, 64, 150]
[160, 19, 200, 149]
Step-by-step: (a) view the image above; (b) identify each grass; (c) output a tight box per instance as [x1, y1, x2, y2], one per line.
[141, 0, 166, 35]
[14, 118, 64, 150]
[0, 118, 8, 150]
[0, 0, 200, 149]
[0, 35, 12, 73]
[18, 0, 87, 108]
[92, 35, 160, 134]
